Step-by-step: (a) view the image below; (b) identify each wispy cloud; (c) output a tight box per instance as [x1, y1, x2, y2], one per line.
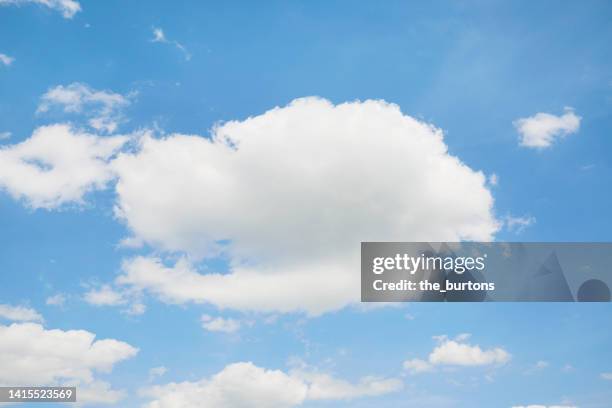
[504, 214, 536, 234]
[0, 53, 14, 66]
[524, 360, 549, 375]
[83, 283, 145, 316]
[148, 366, 167, 382]
[0, 303, 43, 322]
[580, 163, 595, 171]
[151, 27, 191, 61]
[46, 293, 66, 307]
[488, 173, 499, 186]
[37, 82, 134, 133]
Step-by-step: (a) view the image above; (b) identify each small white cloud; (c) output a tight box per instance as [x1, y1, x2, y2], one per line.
[151, 27, 191, 61]
[38, 83, 133, 133]
[504, 215, 536, 234]
[124, 302, 146, 316]
[429, 338, 510, 367]
[601, 372, 612, 380]
[0, 53, 14, 66]
[403, 334, 510, 375]
[201, 315, 241, 334]
[45, 293, 66, 306]
[84, 285, 127, 306]
[0, 131, 11, 140]
[403, 358, 433, 374]
[0, 0, 81, 19]
[0, 303, 43, 322]
[514, 108, 581, 149]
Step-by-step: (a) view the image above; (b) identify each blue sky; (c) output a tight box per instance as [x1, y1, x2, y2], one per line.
[1, 1, 612, 407]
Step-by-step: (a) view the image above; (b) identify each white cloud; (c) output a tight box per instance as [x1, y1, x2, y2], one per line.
[201, 315, 241, 334]
[504, 214, 536, 234]
[524, 360, 549, 375]
[0, 322, 137, 385]
[514, 108, 581, 149]
[404, 334, 510, 374]
[151, 27, 191, 61]
[429, 338, 510, 366]
[83, 284, 145, 316]
[152, 27, 167, 43]
[125, 301, 146, 316]
[0, 53, 14, 66]
[84, 285, 127, 306]
[403, 358, 433, 374]
[0, 124, 127, 209]
[0, 303, 43, 322]
[0, 0, 81, 18]
[38, 83, 132, 133]
[601, 372, 612, 380]
[112, 97, 498, 315]
[46, 293, 66, 306]
[149, 366, 167, 381]
[141, 361, 401, 408]
[0, 131, 11, 140]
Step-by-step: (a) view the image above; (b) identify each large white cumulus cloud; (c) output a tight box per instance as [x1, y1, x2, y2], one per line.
[112, 97, 499, 315]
